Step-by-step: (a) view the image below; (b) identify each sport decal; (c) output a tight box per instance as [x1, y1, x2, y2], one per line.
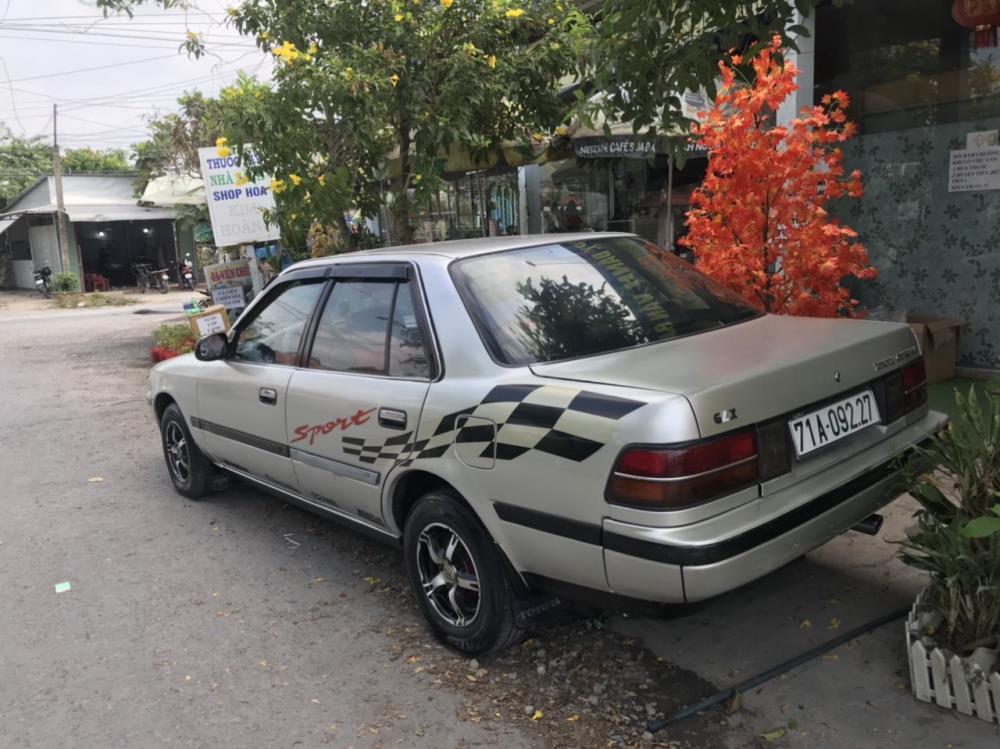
[291, 407, 376, 446]
[341, 384, 644, 466]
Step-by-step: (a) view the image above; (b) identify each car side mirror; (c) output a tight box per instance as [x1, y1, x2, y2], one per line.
[195, 332, 230, 361]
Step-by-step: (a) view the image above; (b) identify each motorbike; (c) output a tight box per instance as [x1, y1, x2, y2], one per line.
[133, 263, 170, 294]
[178, 254, 195, 291]
[33, 266, 52, 298]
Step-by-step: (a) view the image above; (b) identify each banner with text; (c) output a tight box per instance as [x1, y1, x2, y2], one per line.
[198, 145, 281, 246]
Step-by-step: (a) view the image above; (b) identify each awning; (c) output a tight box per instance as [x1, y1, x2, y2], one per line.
[2, 204, 177, 222]
[140, 173, 205, 207]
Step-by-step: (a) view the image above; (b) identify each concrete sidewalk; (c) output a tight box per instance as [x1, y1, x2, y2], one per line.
[0, 288, 196, 321]
[613, 496, 998, 748]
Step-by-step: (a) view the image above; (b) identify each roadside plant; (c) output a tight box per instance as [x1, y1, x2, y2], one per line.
[681, 36, 875, 317]
[51, 272, 80, 293]
[153, 323, 196, 355]
[899, 386, 1000, 655]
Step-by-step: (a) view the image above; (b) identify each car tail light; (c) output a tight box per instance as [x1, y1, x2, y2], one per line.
[607, 428, 759, 510]
[883, 358, 927, 423]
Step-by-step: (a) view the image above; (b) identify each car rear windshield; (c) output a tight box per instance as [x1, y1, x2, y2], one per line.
[450, 237, 762, 366]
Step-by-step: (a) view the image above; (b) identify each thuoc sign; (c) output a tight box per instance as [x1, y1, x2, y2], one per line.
[198, 145, 281, 247]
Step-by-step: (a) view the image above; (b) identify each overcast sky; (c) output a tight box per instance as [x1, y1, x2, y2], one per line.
[0, 0, 270, 153]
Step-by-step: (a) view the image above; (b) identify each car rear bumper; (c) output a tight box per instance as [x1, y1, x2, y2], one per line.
[602, 410, 947, 603]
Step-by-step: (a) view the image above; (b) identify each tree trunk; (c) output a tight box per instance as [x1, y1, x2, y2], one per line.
[389, 122, 413, 246]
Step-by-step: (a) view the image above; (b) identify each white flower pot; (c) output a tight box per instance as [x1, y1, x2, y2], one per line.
[906, 590, 1000, 723]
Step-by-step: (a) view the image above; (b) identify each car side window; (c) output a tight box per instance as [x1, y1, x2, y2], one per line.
[308, 278, 430, 378]
[388, 284, 430, 378]
[232, 281, 324, 365]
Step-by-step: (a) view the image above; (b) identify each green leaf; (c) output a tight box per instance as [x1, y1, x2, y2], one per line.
[960, 516, 1000, 538]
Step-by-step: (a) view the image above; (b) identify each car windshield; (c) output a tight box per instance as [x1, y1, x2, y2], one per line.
[451, 237, 762, 366]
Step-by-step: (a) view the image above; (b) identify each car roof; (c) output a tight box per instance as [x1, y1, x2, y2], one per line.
[293, 232, 638, 266]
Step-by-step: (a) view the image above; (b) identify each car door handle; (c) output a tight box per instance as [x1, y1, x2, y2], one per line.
[259, 387, 278, 405]
[378, 408, 407, 430]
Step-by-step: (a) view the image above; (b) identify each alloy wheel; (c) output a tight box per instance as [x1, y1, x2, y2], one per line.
[165, 421, 190, 483]
[415, 522, 481, 627]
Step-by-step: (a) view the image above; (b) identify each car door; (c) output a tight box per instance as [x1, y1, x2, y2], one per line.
[286, 263, 435, 527]
[195, 272, 327, 491]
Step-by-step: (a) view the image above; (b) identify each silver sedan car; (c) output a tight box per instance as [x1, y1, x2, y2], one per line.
[149, 233, 946, 654]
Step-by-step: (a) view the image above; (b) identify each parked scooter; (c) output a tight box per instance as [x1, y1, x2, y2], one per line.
[178, 254, 195, 290]
[132, 263, 170, 294]
[33, 266, 52, 298]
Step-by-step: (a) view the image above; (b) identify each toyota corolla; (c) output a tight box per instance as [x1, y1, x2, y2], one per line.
[149, 233, 945, 654]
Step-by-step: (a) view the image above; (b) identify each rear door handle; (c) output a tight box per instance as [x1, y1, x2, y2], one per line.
[378, 408, 407, 430]
[259, 387, 278, 405]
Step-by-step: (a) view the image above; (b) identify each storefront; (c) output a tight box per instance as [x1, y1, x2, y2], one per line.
[813, 0, 1000, 369]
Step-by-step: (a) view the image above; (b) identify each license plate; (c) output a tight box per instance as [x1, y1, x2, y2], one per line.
[789, 389, 880, 457]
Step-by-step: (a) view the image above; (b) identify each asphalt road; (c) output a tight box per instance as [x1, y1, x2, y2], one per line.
[0, 306, 535, 749]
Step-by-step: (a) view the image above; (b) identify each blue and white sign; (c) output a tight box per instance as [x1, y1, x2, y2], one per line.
[198, 145, 281, 247]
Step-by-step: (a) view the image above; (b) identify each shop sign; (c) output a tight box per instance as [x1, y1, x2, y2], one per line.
[948, 146, 1000, 192]
[574, 136, 667, 159]
[203, 257, 260, 311]
[198, 145, 281, 247]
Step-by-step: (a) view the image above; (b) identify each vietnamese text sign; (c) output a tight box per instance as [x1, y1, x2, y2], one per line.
[212, 285, 246, 309]
[948, 146, 1000, 192]
[204, 258, 252, 289]
[198, 145, 281, 246]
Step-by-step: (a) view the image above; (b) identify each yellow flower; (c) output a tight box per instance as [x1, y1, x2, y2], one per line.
[441, 0, 454, 7]
[272, 40, 301, 62]
[270, 178, 286, 194]
[389, 73, 400, 87]
[318, 174, 327, 186]
[555, 125, 569, 136]
[394, 13, 404, 21]
[505, 8, 524, 18]
[216, 136, 228, 148]
[258, 31, 269, 41]
[289, 173, 302, 186]
[234, 171, 250, 186]
[226, 7, 238, 17]
[548, 18, 555, 25]
[216, 146, 231, 159]
[462, 42, 478, 55]
[487, 55, 496, 69]
[186, 30, 199, 41]
[343, 67, 354, 80]
[414, 174, 422, 183]
[308, 42, 318, 55]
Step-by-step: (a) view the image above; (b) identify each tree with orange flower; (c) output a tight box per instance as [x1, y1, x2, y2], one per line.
[680, 36, 875, 317]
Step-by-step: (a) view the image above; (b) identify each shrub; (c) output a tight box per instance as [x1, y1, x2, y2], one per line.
[900, 386, 1000, 654]
[152, 323, 196, 354]
[52, 272, 80, 292]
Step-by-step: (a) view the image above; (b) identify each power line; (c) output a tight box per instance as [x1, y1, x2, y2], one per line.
[4, 53, 182, 85]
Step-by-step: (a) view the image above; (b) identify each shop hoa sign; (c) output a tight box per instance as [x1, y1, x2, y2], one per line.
[198, 145, 281, 246]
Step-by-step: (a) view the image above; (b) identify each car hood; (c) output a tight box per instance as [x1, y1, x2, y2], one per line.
[529, 314, 920, 438]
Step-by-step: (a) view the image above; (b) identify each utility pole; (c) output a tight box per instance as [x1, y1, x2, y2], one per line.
[52, 103, 72, 275]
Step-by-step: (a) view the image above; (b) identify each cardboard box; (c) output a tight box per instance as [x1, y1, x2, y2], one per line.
[907, 315, 963, 384]
[188, 305, 231, 339]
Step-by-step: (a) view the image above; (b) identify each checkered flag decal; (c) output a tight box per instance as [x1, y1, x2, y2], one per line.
[345, 384, 644, 467]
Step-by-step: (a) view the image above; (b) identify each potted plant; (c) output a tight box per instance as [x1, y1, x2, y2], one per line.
[151, 324, 196, 363]
[900, 386, 1000, 723]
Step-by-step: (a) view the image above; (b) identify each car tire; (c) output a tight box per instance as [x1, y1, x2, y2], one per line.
[160, 403, 211, 499]
[403, 491, 525, 655]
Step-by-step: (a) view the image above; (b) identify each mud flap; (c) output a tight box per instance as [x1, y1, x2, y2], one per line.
[513, 594, 567, 628]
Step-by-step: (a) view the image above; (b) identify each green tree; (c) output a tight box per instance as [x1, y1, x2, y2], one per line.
[99, 0, 592, 245]
[0, 127, 50, 209]
[62, 147, 131, 173]
[132, 91, 226, 191]
[587, 0, 826, 157]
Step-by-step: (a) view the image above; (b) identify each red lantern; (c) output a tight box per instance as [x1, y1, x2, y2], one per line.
[953, 0, 1000, 48]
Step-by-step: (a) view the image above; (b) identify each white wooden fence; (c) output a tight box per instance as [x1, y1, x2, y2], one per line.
[907, 596, 1000, 724]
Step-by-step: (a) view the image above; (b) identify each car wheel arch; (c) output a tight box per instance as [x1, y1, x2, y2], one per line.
[387, 468, 533, 597]
[154, 392, 178, 422]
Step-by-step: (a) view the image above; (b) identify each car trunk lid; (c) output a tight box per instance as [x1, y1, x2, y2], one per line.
[529, 314, 920, 439]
